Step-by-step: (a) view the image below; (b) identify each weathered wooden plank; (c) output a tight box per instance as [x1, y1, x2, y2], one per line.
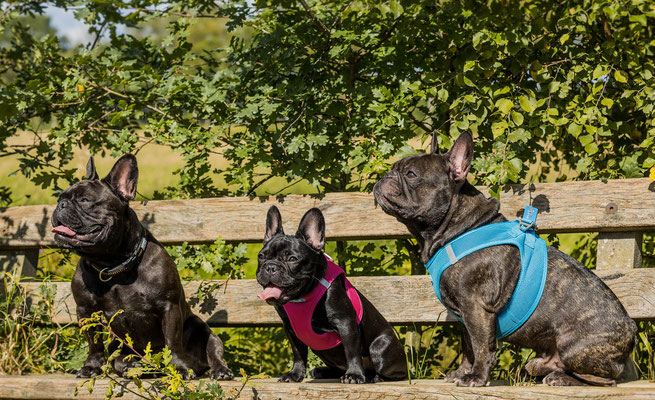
[1, 178, 654, 249]
[1, 375, 655, 400]
[597, 232, 643, 269]
[22, 268, 655, 327]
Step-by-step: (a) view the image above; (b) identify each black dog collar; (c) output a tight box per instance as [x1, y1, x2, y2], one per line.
[88, 227, 148, 282]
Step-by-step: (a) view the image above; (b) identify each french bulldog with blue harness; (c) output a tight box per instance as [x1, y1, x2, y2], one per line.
[373, 132, 636, 387]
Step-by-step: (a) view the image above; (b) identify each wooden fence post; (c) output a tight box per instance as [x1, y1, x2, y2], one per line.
[0, 249, 38, 280]
[596, 232, 642, 270]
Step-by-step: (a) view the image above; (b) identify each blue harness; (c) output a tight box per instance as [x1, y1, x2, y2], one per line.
[425, 206, 548, 339]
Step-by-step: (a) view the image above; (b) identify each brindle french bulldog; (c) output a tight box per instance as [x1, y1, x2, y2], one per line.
[373, 132, 636, 386]
[52, 154, 233, 380]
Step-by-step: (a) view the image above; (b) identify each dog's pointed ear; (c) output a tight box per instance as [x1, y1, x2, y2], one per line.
[102, 154, 138, 201]
[85, 156, 99, 180]
[446, 132, 473, 183]
[430, 131, 439, 154]
[296, 208, 325, 251]
[264, 206, 284, 244]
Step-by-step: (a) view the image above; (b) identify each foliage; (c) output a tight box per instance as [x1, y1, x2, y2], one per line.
[168, 238, 248, 280]
[2, 0, 653, 200]
[493, 343, 536, 386]
[77, 310, 252, 399]
[398, 323, 459, 379]
[635, 321, 655, 381]
[0, 273, 85, 374]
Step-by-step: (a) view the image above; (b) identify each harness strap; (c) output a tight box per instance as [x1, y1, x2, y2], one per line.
[425, 207, 548, 339]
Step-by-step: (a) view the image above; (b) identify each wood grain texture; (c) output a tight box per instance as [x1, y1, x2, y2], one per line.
[597, 232, 643, 269]
[2, 178, 654, 249]
[22, 267, 655, 326]
[1, 375, 654, 400]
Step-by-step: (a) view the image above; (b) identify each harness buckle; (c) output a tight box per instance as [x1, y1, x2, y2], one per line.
[519, 206, 538, 231]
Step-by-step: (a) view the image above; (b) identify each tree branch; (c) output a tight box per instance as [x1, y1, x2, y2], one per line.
[298, 0, 331, 37]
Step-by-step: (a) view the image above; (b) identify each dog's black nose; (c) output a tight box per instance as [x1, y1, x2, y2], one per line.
[264, 263, 277, 275]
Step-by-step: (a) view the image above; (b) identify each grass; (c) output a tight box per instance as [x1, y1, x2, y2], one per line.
[0, 273, 85, 374]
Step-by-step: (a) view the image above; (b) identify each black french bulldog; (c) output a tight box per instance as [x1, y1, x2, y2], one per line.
[256, 206, 407, 384]
[52, 154, 233, 380]
[373, 132, 636, 387]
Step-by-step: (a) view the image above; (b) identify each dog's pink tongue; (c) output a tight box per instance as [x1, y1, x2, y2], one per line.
[258, 285, 283, 301]
[51, 225, 76, 237]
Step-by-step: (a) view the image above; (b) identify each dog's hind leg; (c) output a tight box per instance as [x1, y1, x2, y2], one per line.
[182, 315, 233, 380]
[368, 331, 408, 382]
[555, 334, 630, 386]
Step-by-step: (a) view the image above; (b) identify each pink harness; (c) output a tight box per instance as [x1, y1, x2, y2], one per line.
[282, 255, 364, 350]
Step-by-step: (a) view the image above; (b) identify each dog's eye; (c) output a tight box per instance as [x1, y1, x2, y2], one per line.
[79, 197, 91, 203]
[258, 253, 264, 259]
[406, 170, 417, 179]
[288, 256, 298, 262]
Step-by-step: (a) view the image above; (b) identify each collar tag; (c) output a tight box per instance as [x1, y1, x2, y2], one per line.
[519, 206, 538, 231]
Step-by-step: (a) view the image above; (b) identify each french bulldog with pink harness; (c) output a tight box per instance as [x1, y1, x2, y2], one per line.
[256, 206, 407, 384]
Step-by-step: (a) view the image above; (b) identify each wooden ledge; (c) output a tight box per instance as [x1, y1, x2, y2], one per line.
[1, 374, 654, 400]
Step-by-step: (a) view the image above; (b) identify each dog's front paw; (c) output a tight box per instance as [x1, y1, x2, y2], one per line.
[341, 372, 366, 384]
[76, 365, 102, 378]
[453, 373, 489, 387]
[211, 367, 234, 381]
[279, 370, 304, 382]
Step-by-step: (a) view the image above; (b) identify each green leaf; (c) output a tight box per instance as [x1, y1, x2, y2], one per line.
[584, 142, 599, 155]
[559, 33, 569, 44]
[579, 134, 594, 146]
[491, 121, 508, 138]
[614, 70, 628, 83]
[494, 98, 514, 115]
[511, 111, 524, 126]
[518, 95, 537, 113]
[389, 0, 404, 18]
[508, 128, 530, 143]
[437, 88, 449, 102]
[600, 98, 614, 108]
[472, 32, 485, 49]
[568, 123, 582, 137]
[629, 14, 647, 26]
[592, 65, 607, 80]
